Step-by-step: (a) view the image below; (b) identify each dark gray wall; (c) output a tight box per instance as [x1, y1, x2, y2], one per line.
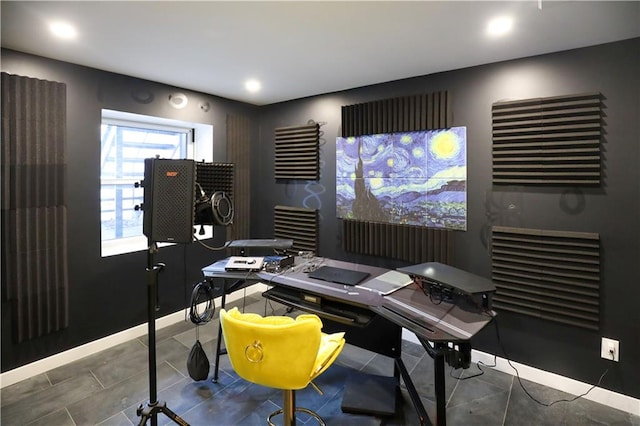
[253, 38, 640, 398]
[1, 49, 259, 371]
[2, 38, 639, 400]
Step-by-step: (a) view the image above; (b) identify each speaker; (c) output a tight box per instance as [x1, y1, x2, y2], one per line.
[143, 158, 196, 244]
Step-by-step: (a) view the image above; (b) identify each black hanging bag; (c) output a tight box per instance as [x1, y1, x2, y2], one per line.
[187, 339, 210, 381]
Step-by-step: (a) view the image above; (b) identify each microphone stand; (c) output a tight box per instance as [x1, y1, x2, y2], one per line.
[136, 241, 189, 426]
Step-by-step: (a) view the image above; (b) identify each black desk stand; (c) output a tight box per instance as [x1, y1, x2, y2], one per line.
[210, 278, 247, 383]
[137, 243, 189, 426]
[421, 339, 448, 426]
[395, 357, 431, 425]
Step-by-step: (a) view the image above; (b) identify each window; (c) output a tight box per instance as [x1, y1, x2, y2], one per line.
[100, 110, 212, 256]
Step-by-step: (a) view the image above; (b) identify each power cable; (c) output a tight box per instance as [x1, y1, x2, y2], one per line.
[490, 313, 609, 406]
[441, 295, 609, 406]
[189, 281, 216, 325]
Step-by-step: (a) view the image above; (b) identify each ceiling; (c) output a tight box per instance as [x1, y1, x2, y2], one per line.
[2, 1, 639, 106]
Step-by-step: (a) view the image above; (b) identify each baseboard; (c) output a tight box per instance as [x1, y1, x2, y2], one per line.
[402, 330, 640, 417]
[0, 283, 269, 389]
[2, 293, 637, 418]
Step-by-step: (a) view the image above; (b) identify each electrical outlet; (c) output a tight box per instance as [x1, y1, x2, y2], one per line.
[601, 337, 619, 361]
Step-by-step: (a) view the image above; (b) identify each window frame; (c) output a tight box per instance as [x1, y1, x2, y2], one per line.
[100, 109, 213, 257]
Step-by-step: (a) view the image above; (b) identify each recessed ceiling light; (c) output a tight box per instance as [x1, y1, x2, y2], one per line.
[245, 79, 261, 93]
[487, 16, 513, 37]
[49, 21, 77, 39]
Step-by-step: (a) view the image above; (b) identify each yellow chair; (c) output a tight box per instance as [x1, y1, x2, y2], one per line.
[219, 307, 346, 426]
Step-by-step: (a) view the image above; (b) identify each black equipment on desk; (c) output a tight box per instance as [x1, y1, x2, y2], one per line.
[263, 255, 294, 272]
[307, 265, 370, 286]
[397, 262, 495, 310]
[226, 238, 294, 258]
[224, 256, 264, 272]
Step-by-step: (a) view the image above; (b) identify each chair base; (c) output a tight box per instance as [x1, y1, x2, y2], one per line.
[267, 407, 326, 426]
[268, 388, 326, 426]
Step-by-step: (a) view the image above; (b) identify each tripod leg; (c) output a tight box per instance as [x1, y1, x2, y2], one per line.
[137, 401, 190, 426]
[137, 402, 157, 426]
[137, 409, 150, 426]
[158, 404, 190, 426]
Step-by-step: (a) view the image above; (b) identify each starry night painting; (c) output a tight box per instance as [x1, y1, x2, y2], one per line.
[336, 127, 466, 230]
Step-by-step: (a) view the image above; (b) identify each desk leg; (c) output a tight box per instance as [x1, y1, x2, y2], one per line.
[395, 358, 431, 426]
[419, 338, 446, 426]
[212, 288, 227, 383]
[433, 342, 446, 426]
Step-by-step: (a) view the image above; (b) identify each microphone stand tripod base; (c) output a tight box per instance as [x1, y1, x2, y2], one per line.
[137, 400, 189, 426]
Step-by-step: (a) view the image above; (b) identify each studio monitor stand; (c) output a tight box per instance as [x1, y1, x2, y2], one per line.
[137, 242, 189, 426]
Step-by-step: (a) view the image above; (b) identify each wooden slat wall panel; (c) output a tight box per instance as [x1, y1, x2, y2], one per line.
[340, 91, 453, 262]
[1, 72, 69, 342]
[227, 115, 250, 242]
[492, 92, 602, 185]
[274, 123, 319, 180]
[491, 226, 600, 330]
[342, 219, 454, 265]
[341, 91, 451, 137]
[274, 205, 318, 253]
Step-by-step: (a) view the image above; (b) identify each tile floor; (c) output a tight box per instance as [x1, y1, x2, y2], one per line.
[1, 294, 639, 426]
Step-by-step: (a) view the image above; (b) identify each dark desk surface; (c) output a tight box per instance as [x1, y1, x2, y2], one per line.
[256, 257, 493, 343]
[202, 256, 492, 342]
[258, 257, 385, 309]
[376, 288, 492, 341]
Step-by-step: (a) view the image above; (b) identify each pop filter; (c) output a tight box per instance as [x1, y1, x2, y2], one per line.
[195, 190, 234, 227]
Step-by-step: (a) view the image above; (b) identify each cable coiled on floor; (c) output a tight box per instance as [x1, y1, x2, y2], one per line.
[189, 281, 216, 325]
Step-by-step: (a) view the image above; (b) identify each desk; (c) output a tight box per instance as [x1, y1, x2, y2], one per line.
[201, 260, 262, 382]
[202, 257, 494, 426]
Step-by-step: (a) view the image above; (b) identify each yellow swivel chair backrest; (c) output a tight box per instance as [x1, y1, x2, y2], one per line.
[220, 307, 345, 390]
[219, 307, 346, 425]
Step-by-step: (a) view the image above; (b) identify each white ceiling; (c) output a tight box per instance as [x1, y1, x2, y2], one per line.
[2, 1, 639, 106]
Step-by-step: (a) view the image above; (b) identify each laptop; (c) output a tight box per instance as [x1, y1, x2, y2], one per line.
[308, 265, 370, 286]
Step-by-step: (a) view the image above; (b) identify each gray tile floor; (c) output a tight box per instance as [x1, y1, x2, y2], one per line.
[1, 294, 639, 426]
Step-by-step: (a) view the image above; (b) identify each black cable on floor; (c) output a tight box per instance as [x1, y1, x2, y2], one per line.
[491, 314, 608, 407]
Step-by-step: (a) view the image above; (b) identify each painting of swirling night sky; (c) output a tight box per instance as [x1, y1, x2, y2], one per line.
[336, 127, 466, 230]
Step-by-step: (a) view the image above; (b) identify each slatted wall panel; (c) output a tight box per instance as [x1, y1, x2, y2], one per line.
[340, 91, 453, 262]
[342, 219, 454, 265]
[226, 115, 250, 242]
[341, 91, 451, 137]
[274, 123, 319, 180]
[491, 226, 600, 330]
[274, 205, 318, 253]
[1, 73, 69, 342]
[492, 92, 602, 185]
